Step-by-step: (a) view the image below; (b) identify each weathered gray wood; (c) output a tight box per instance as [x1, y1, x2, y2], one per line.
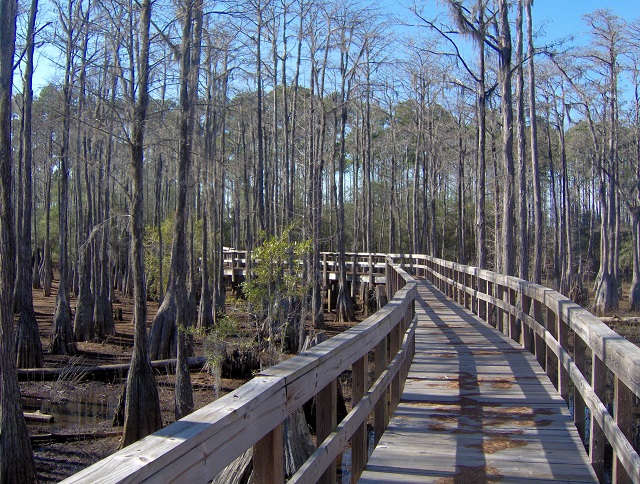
[351, 354, 368, 483]
[361, 280, 598, 484]
[289, 321, 416, 484]
[613, 377, 634, 484]
[316, 379, 337, 484]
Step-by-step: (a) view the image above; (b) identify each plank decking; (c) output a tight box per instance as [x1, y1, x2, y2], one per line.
[359, 279, 598, 483]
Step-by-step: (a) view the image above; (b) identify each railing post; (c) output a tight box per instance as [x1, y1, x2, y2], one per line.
[613, 377, 634, 484]
[573, 336, 587, 443]
[590, 355, 606, 481]
[351, 354, 368, 483]
[545, 308, 558, 389]
[532, 299, 546, 370]
[521, 294, 533, 353]
[471, 273, 477, 314]
[509, 288, 518, 342]
[317, 379, 337, 484]
[373, 336, 388, 447]
[253, 423, 284, 484]
[558, 318, 570, 402]
[449, 267, 455, 299]
[390, 320, 402, 413]
[486, 280, 494, 327]
[478, 276, 487, 321]
[496, 284, 504, 333]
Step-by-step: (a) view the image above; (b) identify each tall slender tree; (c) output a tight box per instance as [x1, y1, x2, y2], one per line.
[15, 0, 44, 368]
[0, 0, 37, 478]
[121, 0, 163, 447]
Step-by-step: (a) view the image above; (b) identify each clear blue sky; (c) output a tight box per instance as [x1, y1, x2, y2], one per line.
[28, 0, 640, 92]
[532, 0, 639, 43]
[407, 0, 640, 44]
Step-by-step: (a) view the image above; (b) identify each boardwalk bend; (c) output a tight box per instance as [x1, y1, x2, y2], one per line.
[64, 253, 640, 483]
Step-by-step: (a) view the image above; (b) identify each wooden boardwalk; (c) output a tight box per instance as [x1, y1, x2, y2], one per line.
[359, 279, 598, 483]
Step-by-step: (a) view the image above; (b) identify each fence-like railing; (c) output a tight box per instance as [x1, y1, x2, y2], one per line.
[408, 253, 640, 483]
[63, 256, 416, 483]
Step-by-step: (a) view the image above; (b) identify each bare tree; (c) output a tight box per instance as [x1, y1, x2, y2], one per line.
[0, 0, 36, 478]
[121, 0, 163, 447]
[526, 0, 542, 284]
[51, 0, 87, 356]
[15, 0, 44, 368]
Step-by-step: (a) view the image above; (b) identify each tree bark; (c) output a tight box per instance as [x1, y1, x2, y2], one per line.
[121, 0, 163, 447]
[0, 0, 37, 478]
[52, 0, 80, 356]
[498, 0, 515, 276]
[515, 0, 528, 280]
[15, 0, 43, 369]
[526, 0, 542, 284]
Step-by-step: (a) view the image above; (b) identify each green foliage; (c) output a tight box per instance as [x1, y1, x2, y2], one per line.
[143, 215, 174, 298]
[242, 226, 311, 352]
[201, 314, 241, 369]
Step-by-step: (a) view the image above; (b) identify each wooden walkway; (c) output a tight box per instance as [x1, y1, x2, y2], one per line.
[359, 279, 598, 483]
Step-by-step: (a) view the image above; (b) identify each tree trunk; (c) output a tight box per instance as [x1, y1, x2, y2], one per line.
[515, 0, 528, 280]
[121, 0, 163, 447]
[498, 0, 515, 276]
[0, 0, 37, 478]
[15, 0, 43, 369]
[526, 0, 542, 284]
[52, 2, 79, 356]
[42, 165, 52, 296]
[93, 62, 115, 339]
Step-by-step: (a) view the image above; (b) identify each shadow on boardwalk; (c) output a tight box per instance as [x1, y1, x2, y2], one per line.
[359, 280, 598, 483]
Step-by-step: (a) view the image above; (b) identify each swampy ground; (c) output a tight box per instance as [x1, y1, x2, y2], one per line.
[22, 279, 357, 482]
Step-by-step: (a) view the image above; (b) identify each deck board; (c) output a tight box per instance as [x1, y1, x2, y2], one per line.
[359, 280, 598, 483]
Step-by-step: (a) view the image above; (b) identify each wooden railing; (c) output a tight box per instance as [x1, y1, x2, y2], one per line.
[63, 256, 416, 483]
[406, 253, 640, 483]
[223, 249, 389, 285]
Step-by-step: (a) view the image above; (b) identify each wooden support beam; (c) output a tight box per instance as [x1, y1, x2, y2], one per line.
[573, 336, 587, 443]
[373, 336, 388, 447]
[613, 377, 634, 484]
[590, 355, 606, 481]
[317, 379, 337, 484]
[350, 355, 368, 483]
[253, 424, 284, 484]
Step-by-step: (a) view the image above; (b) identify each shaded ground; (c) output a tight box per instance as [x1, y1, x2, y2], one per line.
[22, 279, 358, 482]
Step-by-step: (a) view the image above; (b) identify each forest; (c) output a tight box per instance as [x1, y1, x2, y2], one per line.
[1, 0, 639, 481]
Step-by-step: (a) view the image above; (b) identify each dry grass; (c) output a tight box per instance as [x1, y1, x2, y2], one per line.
[468, 435, 528, 454]
[436, 465, 503, 483]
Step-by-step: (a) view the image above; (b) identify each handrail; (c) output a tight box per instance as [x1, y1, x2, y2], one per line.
[63, 255, 416, 483]
[406, 253, 640, 483]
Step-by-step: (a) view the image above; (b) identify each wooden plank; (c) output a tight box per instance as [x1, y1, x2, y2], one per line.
[361, 280, 598, 484]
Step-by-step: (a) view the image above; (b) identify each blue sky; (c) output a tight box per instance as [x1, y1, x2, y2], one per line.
[28, 0, 640, 92]
[409, 0, 640, 44]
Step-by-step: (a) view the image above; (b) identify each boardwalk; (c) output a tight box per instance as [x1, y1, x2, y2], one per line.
[360, 279, 598, 483]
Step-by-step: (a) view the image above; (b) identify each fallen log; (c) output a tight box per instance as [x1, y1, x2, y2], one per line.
[24, 411, 54, 423]
[17, 355, 208, 382]
[30, 431, 122, 444]
[600, 316, 640, 325]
